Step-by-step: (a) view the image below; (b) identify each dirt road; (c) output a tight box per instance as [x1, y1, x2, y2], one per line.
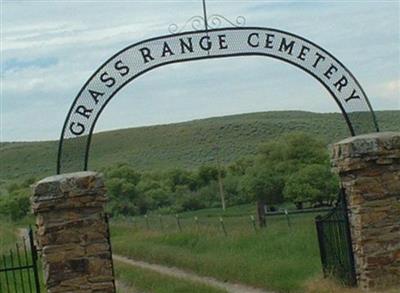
[113, 254, 272, 293]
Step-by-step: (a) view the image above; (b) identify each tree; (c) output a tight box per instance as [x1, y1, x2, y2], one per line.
[240, 166, 284, 227]
[106, 178, 140, 215]
[0, 189, 31, 221]
[174, 185, 206, 212]
[281, 133, 328, 165]
[241, 166, 284, 204]
[105, 164, 141, 184]
[257, 132, 329, 178]
[223, 174, 251, 205]
[104, 164, 145, 216]
[167, 169, 197, 192]
[283, 164, 339, 208]
[228, 157, 253, 176]
[137, 177, 172, 208]
[239, 132, 334, 218]
[196, 165, 222, 187]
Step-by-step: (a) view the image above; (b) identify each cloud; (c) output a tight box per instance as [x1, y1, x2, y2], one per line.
[385, 80, 400, 93]
[2, 57, 58, 73]
[1, 1, 399, 141]
[2, 22, 164, 52]
[377, 79, 400, 103]
[367, 79, 400, 110]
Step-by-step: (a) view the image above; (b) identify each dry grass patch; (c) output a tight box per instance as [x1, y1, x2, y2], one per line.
[304, 277, 399, 293]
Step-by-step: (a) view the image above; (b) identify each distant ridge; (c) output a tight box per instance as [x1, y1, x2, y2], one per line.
[1, 110, 398, 181]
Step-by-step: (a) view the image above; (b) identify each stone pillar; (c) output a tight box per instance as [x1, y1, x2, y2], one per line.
[332, 132, 400, 291]
[32, 171, 116, 293]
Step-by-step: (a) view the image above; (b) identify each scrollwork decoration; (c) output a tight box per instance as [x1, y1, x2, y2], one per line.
[169, 16, 204, 34]
[168, 15, 246, 33]
[208, 15, 246, 29]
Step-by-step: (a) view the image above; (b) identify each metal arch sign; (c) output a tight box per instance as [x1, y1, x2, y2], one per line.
[57, 27, 379, 174]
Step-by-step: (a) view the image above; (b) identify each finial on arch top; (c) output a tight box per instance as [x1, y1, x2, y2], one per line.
[168, 15, 247, 34]
[169, 0, 246, 33]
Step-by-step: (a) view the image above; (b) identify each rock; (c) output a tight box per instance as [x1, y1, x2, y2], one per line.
[332, 132, 400, 290]
[32, 171, 115, 292]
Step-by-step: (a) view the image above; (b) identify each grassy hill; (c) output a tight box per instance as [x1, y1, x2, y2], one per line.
[1, 110, 399, 182]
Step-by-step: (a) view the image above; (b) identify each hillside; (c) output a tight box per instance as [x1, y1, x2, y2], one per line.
[1, 110, 399, 182]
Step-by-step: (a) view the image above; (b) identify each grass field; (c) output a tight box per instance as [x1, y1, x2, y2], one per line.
[0, 220, 47, 292]
[111, 210, 324, 293]
[0, 220, 18, 254]
[169, 203, 260, 218]
[115, 261, 227, 293]
[3, 212, 395, 293]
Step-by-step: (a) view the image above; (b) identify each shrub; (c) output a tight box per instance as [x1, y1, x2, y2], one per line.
[0, 190, 31, 221]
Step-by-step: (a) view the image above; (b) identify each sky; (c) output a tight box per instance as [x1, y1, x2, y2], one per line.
[1, 0, 399, 142]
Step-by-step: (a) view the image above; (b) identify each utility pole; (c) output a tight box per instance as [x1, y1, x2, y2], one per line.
[215, 145, 226, 211]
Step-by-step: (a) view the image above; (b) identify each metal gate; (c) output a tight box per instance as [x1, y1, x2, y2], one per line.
[0, 227, 41, 293]
[315, 189, 357, 286]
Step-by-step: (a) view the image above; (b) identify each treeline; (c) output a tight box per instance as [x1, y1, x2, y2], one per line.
[0, 133, 339, 220]
[102, 132, 339, 217]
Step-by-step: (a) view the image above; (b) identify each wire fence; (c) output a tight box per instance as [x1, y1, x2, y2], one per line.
[114, 207, 331, 237]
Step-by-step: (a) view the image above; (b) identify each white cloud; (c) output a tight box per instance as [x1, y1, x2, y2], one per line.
[1, 0, 399, 141]
[2, 22, 163, 51]
[2, 65, 88, 93]
[377, 80, 400, 104]
[3, 21, 85, 38]
[385, 80, 400, 93]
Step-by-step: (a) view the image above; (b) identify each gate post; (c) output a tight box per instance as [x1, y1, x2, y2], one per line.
[31, 171, 116, 293]
[331, 132, 400, 290]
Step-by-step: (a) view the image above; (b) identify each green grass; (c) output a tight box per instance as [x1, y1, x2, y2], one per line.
[0, 220, 18, 254]
[171, 202, 305, 219]
[115, 261, 227, 293]
[0, 213, 324, 292]
[0, 220, 46, 292]
[111, 212, 324, 293]
[0, 257, 42, 293]
[1, 110, 399, 181]
[153, 203, 256, 218]
[0, 217, 36, 255]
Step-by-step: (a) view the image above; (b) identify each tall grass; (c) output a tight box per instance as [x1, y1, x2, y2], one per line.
[115, 261, 227, 293]
[111, 212, 323, 292]
[0, 220, 18, 254]
[0, 220, 46, 292]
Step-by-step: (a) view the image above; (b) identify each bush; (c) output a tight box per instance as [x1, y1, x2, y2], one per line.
[0, 190, 31, 221]
[240, 166, 285, 205]
[283, 164, 338, 207]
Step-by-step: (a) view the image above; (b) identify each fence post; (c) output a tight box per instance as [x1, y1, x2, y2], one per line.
[159, 215, 164, 231]
[22, 232, 34, 293]
[2, 254, 11, 292]
[132, 216, 137, 230]
[315, 216, 327, 277]
[176, 214, 182, 232]
[250, 215, 257, 233]
[194, 216, 199, 231]
[256, 199, 267, 228]
[284, 209, 291, 228]
[104, 214, 117, 292]
[15, 243, 25, 292]
[9, 249, 17, 291]
[219, 217, 227, 237]
[145, 214, 150, 230]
